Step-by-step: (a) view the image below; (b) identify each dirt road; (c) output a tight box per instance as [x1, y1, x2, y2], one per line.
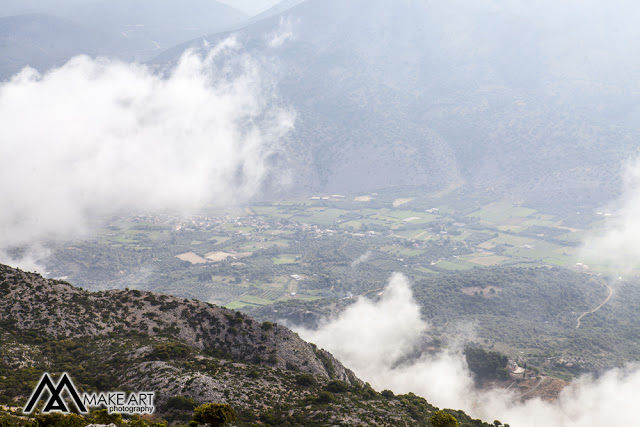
[575, 284, 613, 329]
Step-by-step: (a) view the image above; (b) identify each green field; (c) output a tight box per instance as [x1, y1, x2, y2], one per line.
[468, 201, 538, 224]
[435, 259, 475, 270]
[273, 255, 298, 264]
[50, 192, 615, 329]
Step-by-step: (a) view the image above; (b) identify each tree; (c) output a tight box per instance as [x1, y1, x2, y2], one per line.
[429, 410, 459, 427]
[192, 403, 236, 427]
[325, 380, 348, 393]
[464, 345, 509, 382]
[164, 395, 197, 412]
[92, 409, 123, 426]
[380, 389, 395, 398]
[316, 391, 334, 404]
[295, 373, 315, 387]
[34, 413, 85, 427]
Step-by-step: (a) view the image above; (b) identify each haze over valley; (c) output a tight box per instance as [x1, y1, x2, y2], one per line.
[2, 1, 640, 426]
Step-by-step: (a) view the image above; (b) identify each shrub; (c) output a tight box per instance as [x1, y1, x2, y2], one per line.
[192, 403, 236, 427]
[325, 380, 348, 393]
[381, 389, 395, 398]
[315, 391, 334, 404]
[34, 413, 85, 427]
[164, 395, 197, 412]
[430, 410, 459, 427]
[295, 373, 316, 387]
[92, 409, 123, 427]
[149, 342, 191, 360]
[464, 345, 508, 382]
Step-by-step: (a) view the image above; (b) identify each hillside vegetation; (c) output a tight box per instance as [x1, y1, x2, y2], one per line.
[0, 264, 491, 426]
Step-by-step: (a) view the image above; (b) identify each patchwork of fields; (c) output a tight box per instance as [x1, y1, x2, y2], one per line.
[47, 192, 617, 311]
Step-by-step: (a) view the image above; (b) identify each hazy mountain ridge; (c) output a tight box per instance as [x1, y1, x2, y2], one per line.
[62, 0, 248, 48]
[246, 0, 306, 24]
[156, 0, 640, 208]
[0, 13, 128, 78]
[0, 0, 248, 79]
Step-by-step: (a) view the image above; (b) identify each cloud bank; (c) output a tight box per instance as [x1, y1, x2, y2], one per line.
[0, 37, 294, 269]
[296, 273, 640, 426]
[582, 158, 640, 274]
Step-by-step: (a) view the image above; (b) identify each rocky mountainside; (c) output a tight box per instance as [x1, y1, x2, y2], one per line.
[0, 264, 356, 383]
[0, 264, 491, 426]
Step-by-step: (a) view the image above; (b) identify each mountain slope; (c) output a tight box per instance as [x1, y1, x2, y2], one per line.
[156, 0, 640, 209]
[0, 263, 355, 382]
[64, 0, 248, 51]
[0, 263, 492, 426]
[0, 1, 248, 78]
[0, 13, 127, 78]
[245, 0, 306, 24]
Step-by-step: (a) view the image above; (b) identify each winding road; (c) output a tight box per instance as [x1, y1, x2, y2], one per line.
[575, 284, 613, 329]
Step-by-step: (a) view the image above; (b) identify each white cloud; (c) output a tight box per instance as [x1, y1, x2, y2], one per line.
[582, 158, 640, 274]
[0, 37, 294, 269]
[299, 273, 427, 371]
[350, 250, 371, 268]
[296, 273, 640, 426]
[267, 16, 297, 48]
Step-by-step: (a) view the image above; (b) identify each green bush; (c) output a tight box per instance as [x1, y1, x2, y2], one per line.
[192, 403, 236, 427]
[164, 395, 197, 412]
[91, 409, 123, 427]
[33, 413, 86, 427]
[381, 389, 395, 398]
[429, 410, 459, 427]
[315, 391, 334, 404]
[149, 342, 191, 361]
[325, 380, 348, 393]
[295, 373, 316, 387]
[464, 345, 508, 383]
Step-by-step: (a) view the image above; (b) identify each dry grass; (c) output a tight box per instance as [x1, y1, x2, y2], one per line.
[393, 198, 413, 207]
[176, 252, 208, 264]
[205, 251, 234, 262]
[468, 255, 509, 266]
